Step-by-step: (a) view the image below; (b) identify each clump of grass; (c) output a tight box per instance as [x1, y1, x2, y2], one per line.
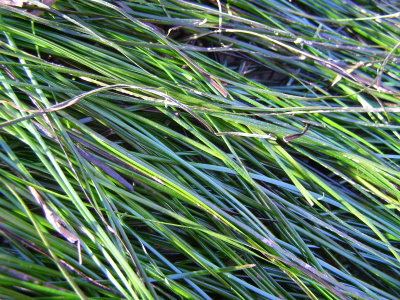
[0, 0, 399, 299]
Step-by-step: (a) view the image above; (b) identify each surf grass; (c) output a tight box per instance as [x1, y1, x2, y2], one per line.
[0, 0, 399, 299]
